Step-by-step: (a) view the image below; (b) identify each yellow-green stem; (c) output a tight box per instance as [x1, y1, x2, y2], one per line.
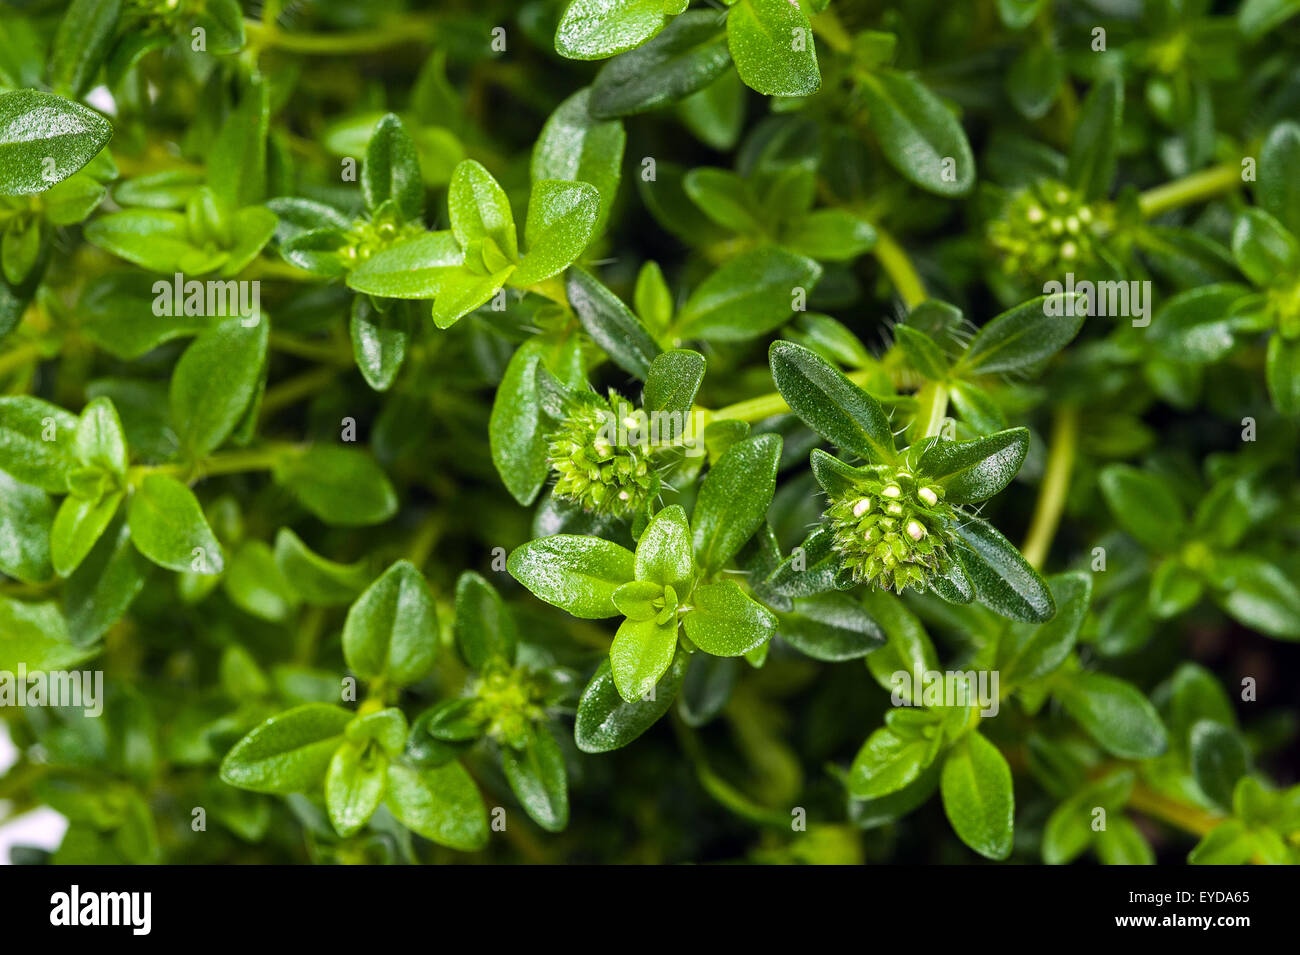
[1021, 406, 1078, 569]
[873, 227, 928, 309]
[1137, 162, 1240, 219]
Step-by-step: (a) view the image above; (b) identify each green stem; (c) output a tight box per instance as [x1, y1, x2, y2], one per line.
[1021, 406, 1078, 569]
[260, 365, 341, 417]
[709, 368, 878, 424]
[872, 226, 928, 308]
[1137, 162, 1240, 219]
[0, 341, 42, 378]
[244, 15, 435, 55]
[129, 445, 292, 486]
[671, 713, 801, 830]
[909, 381, 950, 443]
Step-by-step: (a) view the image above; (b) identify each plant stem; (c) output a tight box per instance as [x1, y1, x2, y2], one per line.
[268, 332, 352, 364]
[1127, 781, 1223, 838]
[1021, 405, 1078, 569]
[1137, 162, 1240, 219]
[244, 15, 435, 55]
[260, 365, 341, 418]
[872, 226, 928, 309]
[910, 381, 951, 442]
[0, 341, 42, 378]
[129, 445, 292, 485]
[709, 368, 878, 424]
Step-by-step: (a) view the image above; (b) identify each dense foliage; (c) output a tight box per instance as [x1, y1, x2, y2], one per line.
[1, 0, 1299, 865]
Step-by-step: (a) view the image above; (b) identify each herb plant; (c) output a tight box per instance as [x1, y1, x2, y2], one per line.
[1, 0, 1299, 866]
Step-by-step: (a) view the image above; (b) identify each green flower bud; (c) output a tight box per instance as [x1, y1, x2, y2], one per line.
[548, 391, 660, 517]
[824, 464, 956, 594]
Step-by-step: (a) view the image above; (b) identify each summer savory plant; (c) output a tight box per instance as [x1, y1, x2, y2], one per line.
[0, 0, 1298, 866]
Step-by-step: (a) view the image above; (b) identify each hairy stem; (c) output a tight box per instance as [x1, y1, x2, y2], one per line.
[1021, 405, 1078, 569]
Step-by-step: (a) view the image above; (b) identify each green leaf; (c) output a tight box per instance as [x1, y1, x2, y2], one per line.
[349, 295, 411, 392]
[384, 761, 488, 851]
[781, 210, 877, 262]
[1266, 333, 1300, 416]
[1006, 41, 1063, 120]
[776, 592, 884, 661]
[51, 489, 122, 578]
[610, 614, 679, 701]
[574, 654, 687, 752]
[862, 589, 939, 701]
[727, 0, 820, 97]
[47, 0, 120, 98]
[1258, 121, 1300, 235]
[273, 528, 369, 607]
[1057, 671, 1168, 759]
[768, 339, 896, 462]
[643, 348, 706, 420]
[1095, 814, 1154, 865]
[1216, 554, 1300, 639]
[84, 209, 224, 275]
[635, 505, 695, 591]
[508, 535, 636, 618]
[1239, 0, 1300, 40]
[325, 741, 388, 837]
[346, 231, 464, 299]
[952, 517, 1055, 623]
[1066, 75, 1121, 201]
[941, 732, 1014, 860]
[848, 725, 935, 800]
[1041, 770, 1134, 864]
[1098, 464, 1187, 553]
[675, 247, 822, 342]
[0, 396, 78, 492]
[566, 267, 661, 378]
[209, 77, 268, 210]
[683, 167, 762, 233]
[219, 703, 354, 794]
[453, 571, 518, 670]
[0, 597, 98, 672]
[127, 474, 224, 574]
[1000, 572, 1091, 687]
[490, 339, 575, 506]
[1189, 720, 1249, 810]
[692, 433, 781, 573]
[62, 512, 148, 645]
[342, 560, 438, 686]
[531, 87, 625, 232]
[430, 261, 514, 329]
[555, 0, 685, 60]
[1240, 208, 1300, 296]
[0, 89, 113, 196]
[1149, 283, 1250, 363]
[858, 69, 974, 198]
[448, 159, 518, 262]
[0, 472, 54, 583]
[589, 11, 732, 119]
[362, 113, 424, 222]
[224, 540, 298, 623]
[956, 294, 1085, 375]
[170, 318, 268, 459]
[273, 446, 398, 527]
[1187, 819, 1255, 865]
[513, 179, 599, 285]
[682, 579, 777, 657]
[502, 723, 569, 832]
[634, 260, 674, 333]
[917, 428, 1029, 504]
